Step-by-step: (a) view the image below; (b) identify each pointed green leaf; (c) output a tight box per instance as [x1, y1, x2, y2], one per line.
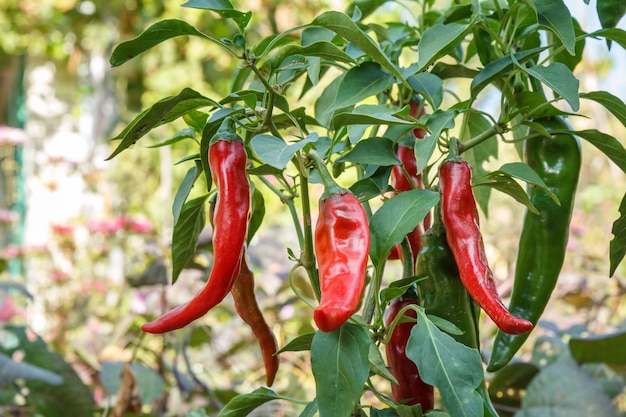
[336, 137, 399, 166]
[329, 62, 393, 112]
[596, 0, 626, 31]
[569, 329, 626, 365]
[311, 323, 370, 417]
[251, 133, 318, 170]
[406, 312, 484, 417]
[171, 195, 209, 283]
[581, 91, 626, 128]
[534, 0, 576, 55]
[369, 189, 439, 267]
[332, 105, 413, 129]
[276, 333, 315, 354]
[0, 352, 63, 385]
[516, 359, 619, 417]
[181, 0, 251, 32]
[110, 19, 219, 66]
[173, 164, 201, 225]
[217, 387, 292, 417]
[368, 342, 398, 383]
[107, 88, 217, 160]
[407, 72, 444, 110]
[417, 22, 474, 72]
[264, 41, 356, 72]
[310, 11, 407, 84]
[473, 172, 540, 214]
[514, 59, 580, 111]
[573, 129, 626, 174]
[610, 193, 626, 277]
[415, 110, 456, 174]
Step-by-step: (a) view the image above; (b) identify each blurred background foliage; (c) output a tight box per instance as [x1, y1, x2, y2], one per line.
[0, 0, 625, 416]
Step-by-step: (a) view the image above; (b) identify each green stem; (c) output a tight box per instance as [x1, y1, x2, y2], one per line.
[363, 263, 385, 326]
[400, 238, 414, 278]
[459, 123, 503, 153]
[257, 176, 305, 249]
[296, 156, 321, 299]
[308, 150, 347, 197]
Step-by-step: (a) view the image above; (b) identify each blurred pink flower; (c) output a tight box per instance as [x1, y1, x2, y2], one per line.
[1, 245, 23, 259]
[127, 216, 153, 234]
[87, 217, 125, 234]
[0, 126, 28, 145]
[51, 224, 74, 236]
[130, 292, 147, 315]
[0, 209, 19, 223]
[51, 270, 71, 283]
[0, 296, 25, 322]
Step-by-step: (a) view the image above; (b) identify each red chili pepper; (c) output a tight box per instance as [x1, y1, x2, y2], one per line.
[438, 145, 532, 335]
[311, 152, 370, 332]
[384, 288, 434, 410]
[231, 249, 279, 386]
[142, 131, 250, 333]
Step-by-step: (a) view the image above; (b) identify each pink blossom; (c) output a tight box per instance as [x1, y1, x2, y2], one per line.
[0, 126, 28, 145]
[0, 296, 24, 322]
[1, 245, 23, 259]
[130, 292, 147, 315]
[87, 217, 125, 234]
[51, 270, 71, 283]
[51, 224, 74, 236]
[127, 216, 153, 234]
[0, 209, 19, 223]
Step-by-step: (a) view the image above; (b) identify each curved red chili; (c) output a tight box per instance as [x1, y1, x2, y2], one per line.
[142, 134, 250, 333]
[231, 249, 279, 386]
[438, 154, 532, 335]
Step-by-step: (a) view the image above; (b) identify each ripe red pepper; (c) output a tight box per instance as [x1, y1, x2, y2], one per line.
[142, 130, 250, 333]
[384, 288, 434, 410]
[388, 98, 428, 262]
[311, 151, 370, 332]
[231, 249, 279, 386]
[438, 143, 532, 335]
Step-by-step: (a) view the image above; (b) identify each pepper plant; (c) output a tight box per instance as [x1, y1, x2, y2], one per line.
[108, 0, 626, 416]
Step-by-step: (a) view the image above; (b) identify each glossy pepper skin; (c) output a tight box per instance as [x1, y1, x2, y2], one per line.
[314, 191, 370, 332]
[310, 151, 370, 332]
[388, 99, 428, 262]
[142, 133, 250, 333]
[416, 206, 500, 417]
[439, 154, 533, 335]
[488, 117, 581, 371]
[231, 249, 280, 386]
[384, 288, 434, 410]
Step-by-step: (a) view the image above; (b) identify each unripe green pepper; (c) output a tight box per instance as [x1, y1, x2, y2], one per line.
[487, 116, 581, 371]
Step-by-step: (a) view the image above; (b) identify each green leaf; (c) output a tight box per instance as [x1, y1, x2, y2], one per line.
[516, 359, 619, 417]
[264, 41, 356, 72]
[332, 105, 413, 129]
[171, 195, 209, 283]
[247, 187, 265, 245]
[470, 47, 546, 97]
[299, 400, 319, 417]
[534, 0, 576, 55]
[311, 323, 370, 417]
[110, 19, 219, 66]
[251, 133, 318, 170]
[369, 189, 439, 267]
[415, 110, 456, 174]
[407, 72, 444, 110]
[610, 193, 626, 277]
[573, 129, 626, 175]
[580, 91, 626, 128]
[417, 22, 474, 72]
[513, 91, 574, 119]
[569, 329, 626, 365]
[336, 137, 399, 166]
[329, 62, 393, 112]
[406, 312, 484, 417]
[107, 88, 217, 160]
[0, 352, 63, 385]
[0, 326, 95, 417]
[276, 333, 315, 354]
[310, 11, 408, 84]
[217, 387, 290, 417]
[368, 342, 397, 383]
[586, 27, 626, 50]
[173, 164, 201, 225]
[100, 362, 165, 405]
[514, 59, 580, 111]
[181, 0, 252, 32]
[147, 128, 197, 148]
[596, 0, 626, 31]
[0, 281, 32, 299]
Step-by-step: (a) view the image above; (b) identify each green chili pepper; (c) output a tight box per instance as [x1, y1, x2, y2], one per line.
[416, 204, 499, 417]
[487, 117, 581, 372]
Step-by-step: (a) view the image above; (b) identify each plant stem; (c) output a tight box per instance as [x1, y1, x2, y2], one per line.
[296, 156, 321, 299]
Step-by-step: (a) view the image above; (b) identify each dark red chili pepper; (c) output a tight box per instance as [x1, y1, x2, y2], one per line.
[311, 151, 370, 332]
[384, 287, 434, 410]
[142, 130, 250, 333]
[231, 249, 279, 386]
[438, 141, 532, 335]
